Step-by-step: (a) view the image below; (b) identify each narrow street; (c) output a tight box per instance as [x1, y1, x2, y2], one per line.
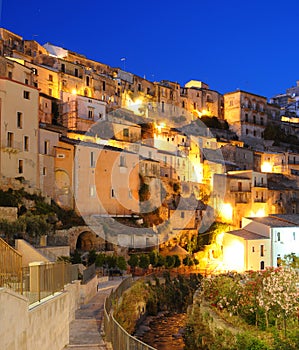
[64, 278, 122, 350]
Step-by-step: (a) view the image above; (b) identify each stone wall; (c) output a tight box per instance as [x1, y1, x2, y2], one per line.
[0, 206, 17, 221]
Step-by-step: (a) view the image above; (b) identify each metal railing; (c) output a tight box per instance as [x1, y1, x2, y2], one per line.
[0, 238, 23, 293]
[0, 238, 79, 304]
[104, 276, 157, 350]
[21, 262, 79, 305]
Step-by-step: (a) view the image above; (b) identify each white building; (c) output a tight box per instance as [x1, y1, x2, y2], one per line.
[222, 215, 299, 272]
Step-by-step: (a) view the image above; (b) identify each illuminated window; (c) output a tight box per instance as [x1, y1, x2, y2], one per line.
[90, 185, 96, 197]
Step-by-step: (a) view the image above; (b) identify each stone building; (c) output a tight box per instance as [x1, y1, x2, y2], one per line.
[224, 90, 268, 144]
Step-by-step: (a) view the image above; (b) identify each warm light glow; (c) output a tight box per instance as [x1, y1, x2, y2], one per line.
[223, 240, 244, 272]
[261, 161, 272, 173]
[71, 89, 77, 95]
[250, 208, 265, 217]
[216, 232, 225, 245]
[155, 122, 166, 133]
[219, 203, 233, 222]
[193, 163, 203, 182]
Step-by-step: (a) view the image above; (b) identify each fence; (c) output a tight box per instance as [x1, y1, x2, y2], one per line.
[0, 237, 23, 293]
[104, 276, 157, 350]
[21, 262, 79, 304]
[0, 237, 79, 304]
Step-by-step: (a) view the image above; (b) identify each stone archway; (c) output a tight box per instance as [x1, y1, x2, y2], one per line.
[76, 231, 96, 251]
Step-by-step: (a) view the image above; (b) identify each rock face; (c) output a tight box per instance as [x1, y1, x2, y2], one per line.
[135, 312, 186, 350]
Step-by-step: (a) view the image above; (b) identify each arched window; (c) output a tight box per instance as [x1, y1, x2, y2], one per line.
[260, 261, 265, 270]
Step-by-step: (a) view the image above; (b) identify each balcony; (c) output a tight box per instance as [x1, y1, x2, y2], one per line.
[230, 187, 251, 193]
[254, 198, 267, 203]
[1, 141, 22, 153]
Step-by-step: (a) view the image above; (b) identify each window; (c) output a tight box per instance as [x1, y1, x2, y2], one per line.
[24, 136, 29, 151]
[193, 102, 196, 109]
[44, 140, 49, 155]
[261, 117, 264, 125]
[23, 91, 30, 99]
[86, 76, 90, 86]
[42, 167, 47, 176]
[8, 71, 12, 79]
[293, 232, 296, 240]
[90, 185, 96, 197]
[7, 132, 14, 148]
[138, 83, 142, 91]
[111, 189, 115, 198]
[260, 245, 264, 257]
[245, 114, 248, 122]
[18, 160, 23, 174]
[277, 232, 280, 241]
[123, 128, 129, 137]
[102, 81, 106, 91]
[181, 211, 185, 218]
[90, 151, 95, 167]
[260, 261, 265, 270]
[162, 101, 165, 113]
[61, 64, 65, 72]
[48, 88, 52, 96]
[120, 155, 126, 167]
[88, 109, 93, 119]
[253, 115, 256, 123]
[246, 128, 249, 135]
[74, 68, 78, 77]
[17, 112, 23, 128]
[49, 74, 53, 82]
[252, 246, 255, 253]
[253, 130, 256, 137]
[182, 101, 185, 108]
[128, 190, 132, 199]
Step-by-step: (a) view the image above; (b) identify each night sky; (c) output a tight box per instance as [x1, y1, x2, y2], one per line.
[1, 0, 298, 98]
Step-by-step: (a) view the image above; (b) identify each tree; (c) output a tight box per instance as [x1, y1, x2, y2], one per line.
[173, 254, 181, 269]
[282, 253, 299, 269]
[128, 254, 139, 274]
[165, 255, 175, 269]
[71, 250, 82, 264]
[149, 250, 159, 267]
[87, 250, 97, 265]
[183, 255, 194, 267]
[117, 256, 127, 271]
[95, 253, 106, 268]
[138, 254, 150, 272]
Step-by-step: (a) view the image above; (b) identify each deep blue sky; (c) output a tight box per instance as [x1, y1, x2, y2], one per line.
[1, 0, 298, 98]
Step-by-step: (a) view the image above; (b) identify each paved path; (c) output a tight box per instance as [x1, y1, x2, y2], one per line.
[64, 278, 122, 350]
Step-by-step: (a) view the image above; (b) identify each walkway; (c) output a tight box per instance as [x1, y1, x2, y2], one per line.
[64, 278, 122, 350]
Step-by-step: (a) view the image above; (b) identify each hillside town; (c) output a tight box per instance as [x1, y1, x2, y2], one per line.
[1, 27, 299, 350]
[0, 27, 299, 272]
